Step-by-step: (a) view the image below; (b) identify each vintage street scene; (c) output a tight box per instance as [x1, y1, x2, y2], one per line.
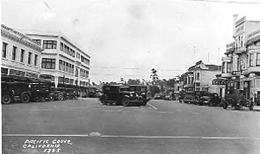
[1, 0, 260, 154]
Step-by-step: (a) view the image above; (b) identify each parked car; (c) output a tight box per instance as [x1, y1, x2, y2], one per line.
[129, 85, 149, 105]
[1, 81, 31, 104]
[208, 93, 222, 106]
[194, 91, 212, 105]
[27, 79, 53, 102]
[100, 85, 146, 106]
[222, 89, 254, 110]
[183, 91, 199, 104]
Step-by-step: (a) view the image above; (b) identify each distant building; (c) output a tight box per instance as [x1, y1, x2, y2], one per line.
[186, 60, 223, 95]
[1, 24, 43, 78]
[221, 15, 260, 99]
[25, 32, 90, 89]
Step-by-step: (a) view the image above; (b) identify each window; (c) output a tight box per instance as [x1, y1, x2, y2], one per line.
[249, 54, 254, 67]
[41, 58, 56, 69]
[43, 40, 57, 49]
[197, 72, 200, 80]
[60, 42, 64, 51]
[2, 42, 8, 58]
[222, 62, 225, 73]
[12, 46, 17, 60]
[257, 53, 260, 66]
[28, 52, 32, 64]
[75, 68, 78, 77]
[20, 49, 25, 62]
[34, 55, 38, 66]
[76, 53, 80, 59]
[237, 57, 240, 71]
[227, 63, 231, 73]
[59, 60, 62, 70]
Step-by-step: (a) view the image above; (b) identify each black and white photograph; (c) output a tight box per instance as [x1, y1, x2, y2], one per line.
[1, 0, 260, 153]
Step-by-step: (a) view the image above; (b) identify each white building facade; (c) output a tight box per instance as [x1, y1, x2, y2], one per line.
[26, 32, 90, 89]
[1, 24, 42, 78]
[221, 15, 260, 99]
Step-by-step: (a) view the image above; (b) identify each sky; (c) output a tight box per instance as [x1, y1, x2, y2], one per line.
[2, 0, 260, 83]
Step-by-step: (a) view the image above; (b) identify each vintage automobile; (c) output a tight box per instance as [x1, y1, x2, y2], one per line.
[194, 91, 212, 105]
[222, 89, 254, 110]
[183, 91, 199, 104]
[2, 75, 54, 103]
[1, 81, 31, 104]
[27, 79, 53, 102]
[129, 85, 149, 105]
[208, 93, 222, 106]
[100, 85, 145, 106]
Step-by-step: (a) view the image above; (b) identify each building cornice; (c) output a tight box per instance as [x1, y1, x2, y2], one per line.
[1, 24, 43, 52]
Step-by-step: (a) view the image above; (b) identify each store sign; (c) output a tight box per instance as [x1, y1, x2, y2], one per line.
[212, 79, 227, 85]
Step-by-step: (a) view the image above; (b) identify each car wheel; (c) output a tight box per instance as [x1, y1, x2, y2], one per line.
[122, 98, 130, 107]
[223, 101, 228, 109]
[2, 94, 12, 104]
[58, 94, 64, 101]
[49, 94, 55, 101]
[33, 94, 42, 102]
[235, 100, 242, 110]
[21, 93, 30, 103]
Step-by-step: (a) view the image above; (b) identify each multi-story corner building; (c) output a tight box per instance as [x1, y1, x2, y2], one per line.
[1, 24, 43, 78]
[242, 28, 260, 99]
[25, 32, 90, 89]
[221, 15, 260, 99]
[186, 60, 223, 95]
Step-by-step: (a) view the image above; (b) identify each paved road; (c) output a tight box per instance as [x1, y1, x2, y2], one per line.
[2, 98, 260, 154]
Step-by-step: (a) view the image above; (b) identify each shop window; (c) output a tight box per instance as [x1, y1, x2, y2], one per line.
[1, 68, 8, 75]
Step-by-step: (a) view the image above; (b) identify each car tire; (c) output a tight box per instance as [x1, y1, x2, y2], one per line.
[2, 94, 12, 104]
[33, 94, 42, 102]
[235, 100, 242, 110]
[21, 93, 30, 103]
[58, 94, 64, 101]
[122, 98, 130, 107]
[223, 101, 228, 109]
[49, 94, 55, 101]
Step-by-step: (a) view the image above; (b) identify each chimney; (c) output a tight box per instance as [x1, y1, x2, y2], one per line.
[233, 14, 238, 38]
